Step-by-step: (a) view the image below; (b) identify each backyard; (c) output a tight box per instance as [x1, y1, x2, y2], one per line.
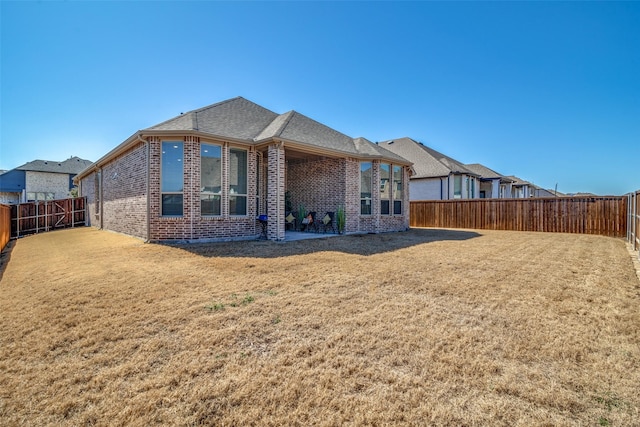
[0, 227, 638, 426]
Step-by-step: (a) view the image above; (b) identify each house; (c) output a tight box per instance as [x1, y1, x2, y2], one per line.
[505, 175, 532, 198]
[529, 184, 559, 198]
[464, 163, 515, 199]
[74, 97, 411, 242]
[379, 137, 479, 200]
[0, 156, 93, 204]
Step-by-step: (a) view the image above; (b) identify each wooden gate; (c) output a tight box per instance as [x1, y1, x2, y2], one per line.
[10, 197, 87, 238]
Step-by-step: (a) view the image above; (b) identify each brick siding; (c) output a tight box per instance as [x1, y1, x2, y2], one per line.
[80, 136, 410, 241]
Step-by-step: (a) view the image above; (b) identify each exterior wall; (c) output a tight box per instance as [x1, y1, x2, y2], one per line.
[148, 136, 258, 241]
[25, 171, 70, 200]
[287, 156, 409, 235]
[267, 143, 285, 240]
[358, 160, 409, 233]
[101, 142, 148, 239]
[78, 143, 148, 237]
[344, 158, 361, 233]
[479, 178, 501, 199]
[411, 177, 446, 200]
[0, 192, 20, 204]
[287, 157, 347, 218]
[79, 171, 98, 227]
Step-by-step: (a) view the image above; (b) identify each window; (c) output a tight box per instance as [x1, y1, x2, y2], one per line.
[360, 162, 372, 215]
[161, 141, 183, 216]
[27, 192, 54, 202]
[393, 165, 402, 215]
[380, 163, 390, 215]
[229, 148, 247, 215]
[201, 143, 222, 216]
[454, 175, 462, 199]
[470, 178, 475, 199]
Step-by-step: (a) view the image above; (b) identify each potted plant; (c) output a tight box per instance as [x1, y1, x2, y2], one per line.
[336, 205, 346, 234]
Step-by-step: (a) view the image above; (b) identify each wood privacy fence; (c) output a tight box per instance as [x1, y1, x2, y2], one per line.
[628, 190, 640, 260]
[410, 197, 627, 238]
[10, 197, 87, 238]
[0, 204, 10, 252]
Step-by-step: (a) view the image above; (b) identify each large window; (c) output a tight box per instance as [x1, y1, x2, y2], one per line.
[229, 148, 247, 215]
[453, 175, 462, 199]
[360, 162, 372, 215]
[201, 143, 222, 216]
[393, 165, 402, 214]
[380, 163, 390, 215]
[161, 141, 183, 216]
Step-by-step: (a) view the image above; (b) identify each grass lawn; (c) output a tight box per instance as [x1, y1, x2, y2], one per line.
[0, 227, 639, 426]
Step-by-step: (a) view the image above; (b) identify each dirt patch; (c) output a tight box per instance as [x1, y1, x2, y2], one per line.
[1, 227, 639, 426]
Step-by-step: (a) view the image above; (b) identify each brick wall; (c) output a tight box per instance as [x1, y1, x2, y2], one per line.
[79, 135, 409, 241]
[101, 142, 148, 239]
[148, 136, 259, 241]
[287, 156, 409, 234]
[287, 157, 346, 220]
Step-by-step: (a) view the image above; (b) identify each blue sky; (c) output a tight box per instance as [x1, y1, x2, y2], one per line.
[1, 1, 638, 195]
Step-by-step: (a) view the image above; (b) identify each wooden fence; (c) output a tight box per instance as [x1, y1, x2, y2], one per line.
[628, 190, 640, 260]
[10, 197, 87, 238]
[0, 204, 10, 252]
[410, 197, 627, 238]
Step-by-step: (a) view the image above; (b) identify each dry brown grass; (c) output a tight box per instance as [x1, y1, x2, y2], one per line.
[1, 227, 639, 426]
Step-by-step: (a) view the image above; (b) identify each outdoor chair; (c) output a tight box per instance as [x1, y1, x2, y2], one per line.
[319, 212, 336, 233]
[285, 211, 297, 231]
[301, 211, 318, 232]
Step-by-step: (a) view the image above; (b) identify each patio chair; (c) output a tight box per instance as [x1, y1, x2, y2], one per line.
[319, 212, 336, 233]
[285, 211, 297, 231]
[301, 211, 318, 232]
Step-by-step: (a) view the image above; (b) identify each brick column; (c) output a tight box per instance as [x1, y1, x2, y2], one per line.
[267, 143, 285, 241]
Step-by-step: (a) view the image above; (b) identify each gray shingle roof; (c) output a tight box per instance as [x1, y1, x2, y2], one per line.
[17, 157, 93, 174]
[379, 137, 476, 178]
[147, 97, 279, 140]
[144, 97, 409, 163]
[464, 163, 503, 179]
[505, 175, 531, 186]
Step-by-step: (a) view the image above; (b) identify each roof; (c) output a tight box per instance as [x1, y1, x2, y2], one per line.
[379, 137, 477, 178]
[77, 97, 410, 180]
[465, 163, 514, 183]
[16, 157, 93, 174]
[505, 175, 532, 186]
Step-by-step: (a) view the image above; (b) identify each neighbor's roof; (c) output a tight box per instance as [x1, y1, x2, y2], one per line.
[505, 175, 532, 186]
[16, 157, 93, 174]
[78, 97, 409, 179]
[465, 163, 514, 183]
[379, 137, 478, 179]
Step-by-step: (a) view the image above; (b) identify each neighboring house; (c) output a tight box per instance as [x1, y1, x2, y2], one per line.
[75, 97, 411, 242]
[0, 157, 93, 204]
[530, 184, 559, 198]
[464, 163, 514, 199]
[379, 137, 479, 200]
[505, 175, 532, 198]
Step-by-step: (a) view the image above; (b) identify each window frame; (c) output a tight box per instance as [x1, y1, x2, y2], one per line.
[200, 142, 222, 216]
[360, 161, 373, 215]
[392, 165, 403, 215]
[380, 162, 390, 216]
[161, 141, 184, 216]
[229, 147, 248, 216]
